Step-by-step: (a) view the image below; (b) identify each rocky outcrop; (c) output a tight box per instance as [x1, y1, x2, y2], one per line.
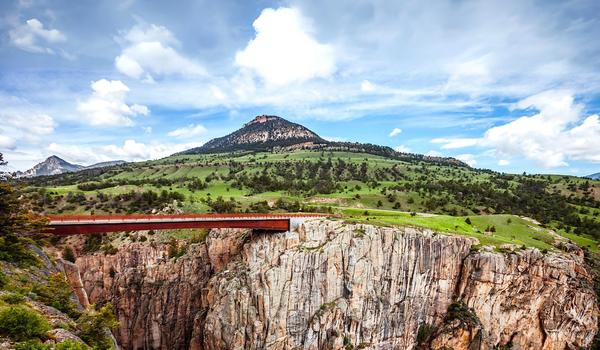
[73, 220, 599, 350]
[455, 250, 598, 349]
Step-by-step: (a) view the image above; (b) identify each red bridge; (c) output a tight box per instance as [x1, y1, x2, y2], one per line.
[46, 213, 328, 235]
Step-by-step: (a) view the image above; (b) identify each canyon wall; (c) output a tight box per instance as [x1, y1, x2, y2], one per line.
[73, 220, 598, 349]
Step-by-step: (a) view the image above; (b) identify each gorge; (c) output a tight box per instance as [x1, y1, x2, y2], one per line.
[65, 220, 598, 350]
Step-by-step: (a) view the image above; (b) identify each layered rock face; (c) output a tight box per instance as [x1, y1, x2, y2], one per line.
[73, 220, 598, 350]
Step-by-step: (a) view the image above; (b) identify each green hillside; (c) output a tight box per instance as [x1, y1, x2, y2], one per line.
[17, 150, 600, 251]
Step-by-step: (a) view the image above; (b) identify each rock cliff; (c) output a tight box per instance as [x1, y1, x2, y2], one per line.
[72, 220, 598, 349]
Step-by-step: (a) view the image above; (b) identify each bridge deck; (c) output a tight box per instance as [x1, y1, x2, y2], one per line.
[46, 213, 327, 235]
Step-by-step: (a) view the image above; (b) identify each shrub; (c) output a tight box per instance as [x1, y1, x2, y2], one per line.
[167, 238, 186, 259]
[0, 305, 51, 341]
[82, 234, 103, 253]
[77, 304, 118, 350]
[15, 340, 50, 350]
[2, 292, 25, 304]
[464, 218, 472, 225]
[0, 181, 45, 266]
[444, 301, 480, 327]
[190, 229, 209, 244]
[0, 271, 8, 288]
[33, 273, 80, 319]
[54, 340, 89, 350]
[416, 323, 436, 345]
[100, 244, 118, 255]
[62, 246, 76, 263]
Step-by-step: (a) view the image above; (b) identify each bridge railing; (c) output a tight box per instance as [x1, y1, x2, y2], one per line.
[46, 213, 330, 223]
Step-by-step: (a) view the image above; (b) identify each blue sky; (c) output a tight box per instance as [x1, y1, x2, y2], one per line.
[1, 0, 600, 175]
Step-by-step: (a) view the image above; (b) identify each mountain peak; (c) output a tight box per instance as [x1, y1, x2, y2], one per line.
[19, 155, 84, 177]
[16, 156, 127, 178]
[181, 115, 325, 154]
[178, 115, 468, 167]
[244, 115, 281, 127]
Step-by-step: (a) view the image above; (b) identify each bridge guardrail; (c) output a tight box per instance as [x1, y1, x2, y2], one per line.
[47, 213, 330, 224]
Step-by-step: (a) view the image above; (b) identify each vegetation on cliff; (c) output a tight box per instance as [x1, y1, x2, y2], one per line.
[0, 153, 118, 350]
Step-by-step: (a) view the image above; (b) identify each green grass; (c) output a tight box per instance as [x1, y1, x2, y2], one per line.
[24, 150, 600, 252]
[340, 209, 558, 251]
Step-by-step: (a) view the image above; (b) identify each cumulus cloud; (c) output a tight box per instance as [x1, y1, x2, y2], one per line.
[389, 128, 402, 137]
[9, 18, 66, 54]
[0, 135, 16, 150]
[0, 94, 56, 148]
[167, 124, 208, 138]
[455, 154, 477, 167]
[483, 90, 599, 167]
[426, 150, 442, 157]
[115, 23, 205, 80]
[361, 80, 376, 92]
[394, 145, 411, 153]
[235, 7, 335, 85]
[77, 79, 149, 126]
[498, 159, 510, 166]
[431, 137, 480, 149]
[48, 140, 203, 164]
[431, 90, 600, 168]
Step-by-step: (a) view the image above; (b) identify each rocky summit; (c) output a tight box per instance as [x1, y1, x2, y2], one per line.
[17, 155, 84, 177]
[16, 156, 126, 178]
[178, 115, 467, 167]
[181, 115, 327, 154]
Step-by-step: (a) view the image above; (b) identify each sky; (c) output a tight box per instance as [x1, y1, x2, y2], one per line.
[1, 0, 600, 175]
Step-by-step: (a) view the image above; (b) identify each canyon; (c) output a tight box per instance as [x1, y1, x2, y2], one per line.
[66, 220, 598, 350]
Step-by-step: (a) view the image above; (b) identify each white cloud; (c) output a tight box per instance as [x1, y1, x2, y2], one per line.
[389, 128, 402, 137]
[235, 7, 335, 85]
[210, 85, 227, 100]
[47, 140, 203, 164]
[444, 56, 492, 95]
[9, 18, 66, 54]
[115, 23, 205, 80]
[100, 140, 203, 161]
[455, 153, 477, 167]
[426, 150, 442, 157]
[322, 136, 346, 142]
[167, 124, 208, 138]
[394, 145, 411, 153]
[482, 90, 600, 167]
[431, 90, 600, 168]
[498, 159, 510, 166]
[77, 79, 149, 126]
[0, 94, 57, 147]
[361, 80, 376, 92]
[431, 137, 480, 149]
[0, 135, 16, 150]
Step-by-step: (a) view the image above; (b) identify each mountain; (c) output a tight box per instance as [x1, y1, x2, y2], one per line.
[181, 115, 326, 154]
[17, 156, 127, 178]
[586, 172, 600, 180]
[179, 115, 467, 167]
[84, 160, 127, 170]
[18, 155, 84, 177]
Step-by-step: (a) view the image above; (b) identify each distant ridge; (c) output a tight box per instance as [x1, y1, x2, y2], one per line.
[178, 115, 468, 167]
[84, 160, 127, 170]
[17, 156, 84, 177]
[17, 156, 127, 178]
[586, 172, 600, 180]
